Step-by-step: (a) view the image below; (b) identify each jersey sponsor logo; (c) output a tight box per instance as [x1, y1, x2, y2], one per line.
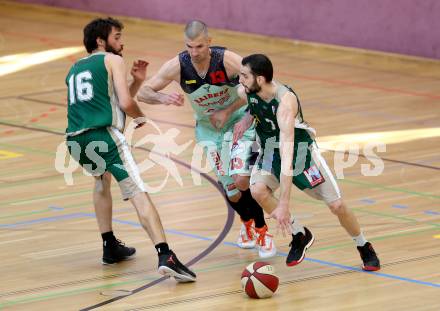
[303, 165, 325, 187]
[185, 79, 197, 84]
[194, 88, 229, 104]
[209, 70, 226, 84]
[250, 98, 258, 104]
[253, 114, 261, 124]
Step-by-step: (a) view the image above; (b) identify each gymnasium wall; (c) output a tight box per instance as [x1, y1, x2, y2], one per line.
[13, 0, 440, 59]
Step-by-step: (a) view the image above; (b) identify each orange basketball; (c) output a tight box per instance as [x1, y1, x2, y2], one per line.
[241, 261, 279, 299]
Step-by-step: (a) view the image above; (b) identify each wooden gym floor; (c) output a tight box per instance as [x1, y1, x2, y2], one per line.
[0, 1, 439, 310]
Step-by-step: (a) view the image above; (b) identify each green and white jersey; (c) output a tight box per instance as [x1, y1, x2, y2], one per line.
[65, 52, 125, 136]
[247, 82, 324, 190]
[247, 81, 316, 149]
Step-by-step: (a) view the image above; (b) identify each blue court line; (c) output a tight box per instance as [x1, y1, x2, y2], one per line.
[0, 213, 86, 228]
[295, 254, 440, 288]
[360, 198, 376, 204]
[165, 228, 214, 241]
[48, 206, 64, 211]
[107, 217, 215, 242]
[93, 215, 440, 289]
[392, 204, 408, 209]
[1, 211, 439, 289]
[424, 210, 440, 215]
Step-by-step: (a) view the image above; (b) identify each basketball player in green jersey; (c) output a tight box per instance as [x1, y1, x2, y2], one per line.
[137, 21, 276, 258]
[234, 54, 380, 271]
[65, 17, 195, 282]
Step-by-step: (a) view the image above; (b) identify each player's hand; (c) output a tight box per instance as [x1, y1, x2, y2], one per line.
[269, 203, 292, 237]
[233, 119, 248, 143]
[209, 108, 231, 129]
[162, 93, 184, 106]
[130, 60, 149, 83]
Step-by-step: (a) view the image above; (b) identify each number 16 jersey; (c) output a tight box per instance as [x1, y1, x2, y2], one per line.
[65, 52, 125, 136]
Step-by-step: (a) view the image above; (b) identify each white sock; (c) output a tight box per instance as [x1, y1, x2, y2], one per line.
[352, 232, 368, 247]
[291, 216, 305, 235]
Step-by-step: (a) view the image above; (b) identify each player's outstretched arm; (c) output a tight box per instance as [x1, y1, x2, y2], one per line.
[220, 83, 248, 116]
[137, 57, 184, 106]
[233, 111, 254, 143]
[270, 92, 298, 236]
[107, 54, 145, 121]
[231, 85, 253, 141]
[209, 95, 247, 129]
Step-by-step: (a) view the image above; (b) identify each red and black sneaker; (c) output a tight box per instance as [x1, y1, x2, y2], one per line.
[357, 242, 380, 271]
[158, 250, 196, 283]
[286, 227, 315, 267]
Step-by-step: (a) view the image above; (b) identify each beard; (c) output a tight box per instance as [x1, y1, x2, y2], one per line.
[105, 42, 123, 56]
[244, 80, 261, 94]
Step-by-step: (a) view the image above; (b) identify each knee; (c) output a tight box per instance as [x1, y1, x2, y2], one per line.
[328, 199, 346, 216]
[250, 183, 271, 204]
[232, 175, 249, 191]
[94, 172, 112, 193]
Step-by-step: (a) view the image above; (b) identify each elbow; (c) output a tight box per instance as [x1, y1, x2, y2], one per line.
[119, 98, 135, 111]
[136, 88, 149, 103]
[136, 94, 144, 103]
[136, 91, 155, 104]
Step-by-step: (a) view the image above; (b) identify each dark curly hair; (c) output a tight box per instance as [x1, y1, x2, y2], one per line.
[83, 17, 123, 53]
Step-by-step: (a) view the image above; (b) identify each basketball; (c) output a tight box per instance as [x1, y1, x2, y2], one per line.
[241, 262, 279, 299]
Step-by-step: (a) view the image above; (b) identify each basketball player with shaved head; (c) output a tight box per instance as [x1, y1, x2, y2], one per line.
[137, 20, 277, 258]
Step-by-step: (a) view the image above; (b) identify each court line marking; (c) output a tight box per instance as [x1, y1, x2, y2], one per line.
[1, 211, 439, 290]
[0, 97, 438, 308]
[9, 94, 440, 171]
[1, 211, 439, 309]
[0, 117, 438, 208]
[79, 150, 235, 310]
[0, 150, 23, 160]
[1, 248, 439, 309]
[0, 25, 436, 308]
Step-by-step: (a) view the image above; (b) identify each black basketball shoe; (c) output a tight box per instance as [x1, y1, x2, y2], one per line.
[102, 239, 136, 265]
[286, 227, 315, 266]
[158, 250, 196, 283]
[357, 242, 380, 271]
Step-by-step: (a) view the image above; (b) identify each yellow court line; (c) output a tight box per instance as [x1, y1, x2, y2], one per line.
[0, 150, 23, 160]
